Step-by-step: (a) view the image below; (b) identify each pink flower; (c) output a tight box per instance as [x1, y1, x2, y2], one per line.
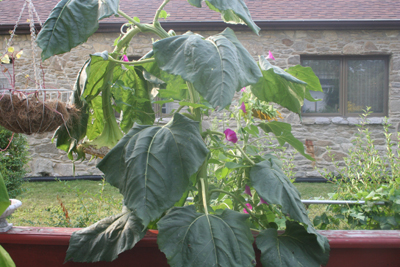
[240, 102, 246, 114]
[241, 87, 246, 92]
[122, 55, 129, 62]
[244, 185, 252, 196]
[243, 203, 253, 214]
[266, 50, 275, 60]
[260, 197, 268, 205]
[224, 129, 238, 143]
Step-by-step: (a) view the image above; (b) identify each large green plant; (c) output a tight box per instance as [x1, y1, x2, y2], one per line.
[0, 126, 28, 198]
[37, 0, 329, 266]
[315, 109, 400, 230]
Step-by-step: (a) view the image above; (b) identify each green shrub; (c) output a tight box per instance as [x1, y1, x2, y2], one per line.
[0, 126, 29, 198]
[315, 108, 400, 230]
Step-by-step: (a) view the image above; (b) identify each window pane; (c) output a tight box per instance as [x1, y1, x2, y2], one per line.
[347, 59, 385, 113]
[301, 59, 340, 114]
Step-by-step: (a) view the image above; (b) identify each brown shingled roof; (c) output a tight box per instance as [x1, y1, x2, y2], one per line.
[0, 0, 399, 32]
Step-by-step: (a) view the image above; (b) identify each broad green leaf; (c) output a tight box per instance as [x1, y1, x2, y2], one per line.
[178, 101, 209, 109]
[225, 162, 249, 169]
[112, 65, 155, 132]
[139, 56, 188, 100]
[83, 52, 111, 100]
[157, 206, 256, 267]
[251, 56, 308, 114]
[188, 0, 260, 35]
[187, 0, 202, 7]
[250, 159, 329, 250]
[37, 0, 119, 61]
[53, 60, 90, 160]
[258, 121, 313, 160]
[0, 173, 10, 216]
[97, 113, 208, 226]
[98, 0, 120, 20]
[65, 207, 146, 263]
[153, 99, 174, 105]
[285, 65, 323, 93]
[0, 245, 15, 267]
[256, 221, 330, 267]
[153, 28, 262, 110]
[85, 95, 104, 141]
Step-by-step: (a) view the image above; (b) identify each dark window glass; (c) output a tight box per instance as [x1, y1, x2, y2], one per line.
[301, 57, 387, 116]
[302, 59, 340, 114]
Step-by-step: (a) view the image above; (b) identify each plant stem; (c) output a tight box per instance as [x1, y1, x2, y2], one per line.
[235, 144, 255, 165]
[111, 27, 141, 57]
[153, 0, 171, 26]
[200, 178, 208, 215]
[117, 10, 169, 39]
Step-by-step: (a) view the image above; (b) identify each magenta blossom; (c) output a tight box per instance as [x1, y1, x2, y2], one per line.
[244, 185, 252, 196]
[122, 55, 129, 62]
[243, 203, 253, 214]
[241, 87, 246, 92]
[224, 129, 238, 143]
[260, 197, 268, 205]
[266, 50, 275, 60]
[240, 102, 246, 114]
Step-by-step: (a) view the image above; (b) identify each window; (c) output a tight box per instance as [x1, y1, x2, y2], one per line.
[301, 56, 388, 116]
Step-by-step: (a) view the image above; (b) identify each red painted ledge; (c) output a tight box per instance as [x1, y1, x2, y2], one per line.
[1, 227, 400, 267]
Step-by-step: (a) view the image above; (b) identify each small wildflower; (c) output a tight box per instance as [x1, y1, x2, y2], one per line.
[244, 185, 252, 196]
[241, 87, 246, 92]
[266, 50, 275, 60]
[1, 54, 10, 64]
[122, 55, 129, 62]
[7, 47, 14, 53]
[240, 102, 246, 114]
[16, 50, 23, 59]
[243, 203, 253, 214]
[224, 129, 238, 143]
[260, 198, 268, 205]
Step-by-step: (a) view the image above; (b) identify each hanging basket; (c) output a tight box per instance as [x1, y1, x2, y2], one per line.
[0, 89, 79, 135]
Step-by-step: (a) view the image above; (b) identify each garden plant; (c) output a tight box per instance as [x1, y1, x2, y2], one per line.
[0, 126, 29, 198]
[33, 0, 329, 266]
[314, 108, 400, 230]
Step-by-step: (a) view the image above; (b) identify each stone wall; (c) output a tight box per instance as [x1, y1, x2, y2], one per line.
[1, 28, 399, 177]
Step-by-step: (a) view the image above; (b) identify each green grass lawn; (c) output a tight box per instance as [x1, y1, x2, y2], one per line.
[9, 180, 337, 228]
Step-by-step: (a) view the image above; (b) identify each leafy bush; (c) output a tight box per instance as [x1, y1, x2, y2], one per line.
[0, 126, 29, 198]
[315, 108, 400, 230]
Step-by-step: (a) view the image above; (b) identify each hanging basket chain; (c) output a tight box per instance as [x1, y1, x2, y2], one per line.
[27, 0, 41, 90]
[2, 0, 27, 56]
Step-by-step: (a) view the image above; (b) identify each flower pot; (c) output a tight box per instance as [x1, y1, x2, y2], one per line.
[0, 227, 400, 266]
[0, 199, 22, 232]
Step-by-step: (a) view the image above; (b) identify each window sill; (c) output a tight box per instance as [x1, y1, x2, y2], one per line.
[301, 116, 385, 125]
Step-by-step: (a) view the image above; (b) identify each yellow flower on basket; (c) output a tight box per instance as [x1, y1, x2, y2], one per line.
[16, 50, 23, 59]
[1, 54, 10, 64]
[7, 47, 14, 53]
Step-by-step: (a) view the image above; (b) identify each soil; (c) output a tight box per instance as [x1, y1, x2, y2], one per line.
[0, 93, 79, 135]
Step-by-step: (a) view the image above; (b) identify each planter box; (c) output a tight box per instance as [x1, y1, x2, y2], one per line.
[1, 227, 400, 266]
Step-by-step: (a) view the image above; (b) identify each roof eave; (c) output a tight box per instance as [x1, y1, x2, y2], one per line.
[1, 20, 399, 35]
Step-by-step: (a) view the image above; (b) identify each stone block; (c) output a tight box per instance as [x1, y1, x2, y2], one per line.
[33, 159, 54, 176]
[315, 117, 330, 124]
[343, 43, 363, 54]
[287, 55, 300, 65]
[364, 41, 378, 51]
[322, 151, 348, 162]
[331, 117, 349, 124]
[33, 143, 59, 154]
[282, 39, 294, 46]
